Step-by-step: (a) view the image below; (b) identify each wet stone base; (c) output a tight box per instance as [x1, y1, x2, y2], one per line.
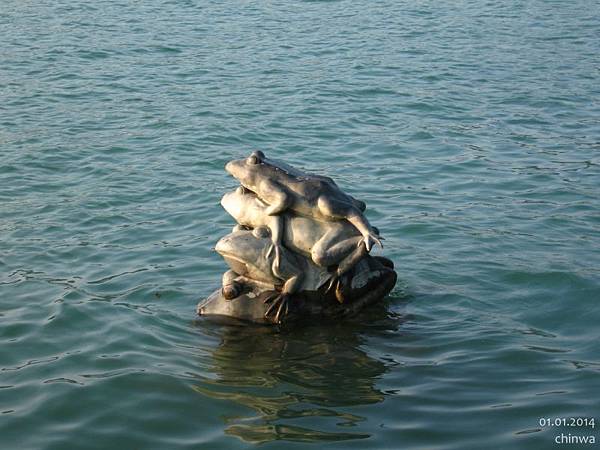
[197, 256, 397, 325]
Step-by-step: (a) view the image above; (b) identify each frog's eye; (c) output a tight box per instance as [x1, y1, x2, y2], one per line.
[236, 186, 248, 195]
[252, 226, 270, 239]
[246, 150, 264, 165]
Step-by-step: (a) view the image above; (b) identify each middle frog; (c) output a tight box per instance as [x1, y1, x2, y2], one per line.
[221, 187, 369, 281]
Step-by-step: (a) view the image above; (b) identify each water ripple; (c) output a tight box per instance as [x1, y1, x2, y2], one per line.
[1, 0, 599, 449]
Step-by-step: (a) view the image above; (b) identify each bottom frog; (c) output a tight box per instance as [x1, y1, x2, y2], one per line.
[199, 227, 396, 325]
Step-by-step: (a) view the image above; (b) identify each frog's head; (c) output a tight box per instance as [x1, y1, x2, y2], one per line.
[225, 151, 266, 190]
[221, 186, 263, 225]
[215, 228, 272, 282]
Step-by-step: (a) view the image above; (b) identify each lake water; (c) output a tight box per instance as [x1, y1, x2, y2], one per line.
[1, 0, 599, 448]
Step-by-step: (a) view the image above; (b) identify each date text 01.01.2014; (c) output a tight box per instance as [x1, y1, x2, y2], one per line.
[539, 417, 595, 429]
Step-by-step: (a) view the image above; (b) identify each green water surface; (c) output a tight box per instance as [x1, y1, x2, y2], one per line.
[1, 0, 599, 449]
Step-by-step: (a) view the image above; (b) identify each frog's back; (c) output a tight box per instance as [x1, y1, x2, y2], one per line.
[254, 156, 333, 200]
[282, 176, 334, 201]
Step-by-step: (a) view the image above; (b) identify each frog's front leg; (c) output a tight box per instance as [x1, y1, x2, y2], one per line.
[265, 215, 285, 276]
[222, 270, 242, 299]
[258, 179, 293, 216]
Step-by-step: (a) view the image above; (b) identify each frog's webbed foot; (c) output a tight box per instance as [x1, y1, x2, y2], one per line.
[325, 271, 340, 293]
[364, 233, 384, 252]
[263, 292, 290, 324]
[325, 273, 346, 304]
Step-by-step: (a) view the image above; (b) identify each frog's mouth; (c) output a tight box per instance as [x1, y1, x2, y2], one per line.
[237, 185, 255, 196]
[221, 254, 274, 285]
[233, 185, 267, 206]
[221, 254, 249, 277]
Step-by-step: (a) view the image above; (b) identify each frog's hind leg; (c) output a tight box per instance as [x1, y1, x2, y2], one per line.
[334, 240, 367, 276]
[326, 241, 367, 301]
[312, 231, 367, 297]
[317, 196, 382, 251]
[350, 195, 366, 212]
[311, 229, 363, 269]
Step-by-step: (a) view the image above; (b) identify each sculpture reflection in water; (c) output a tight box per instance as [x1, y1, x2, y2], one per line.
[198, 151, 397, 325]
[192, 307, 403, 444]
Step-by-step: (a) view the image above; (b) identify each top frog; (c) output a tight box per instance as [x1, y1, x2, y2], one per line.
[225, 151, 383, 251]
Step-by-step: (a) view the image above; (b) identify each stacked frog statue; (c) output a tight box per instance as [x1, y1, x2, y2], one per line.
[197, 151, 397, 325]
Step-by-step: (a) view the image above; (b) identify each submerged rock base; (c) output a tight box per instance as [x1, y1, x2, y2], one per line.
[197, 256, 397, 325]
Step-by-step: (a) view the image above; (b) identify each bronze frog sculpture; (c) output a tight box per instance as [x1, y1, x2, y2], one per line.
[197, 153, 396, 325]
